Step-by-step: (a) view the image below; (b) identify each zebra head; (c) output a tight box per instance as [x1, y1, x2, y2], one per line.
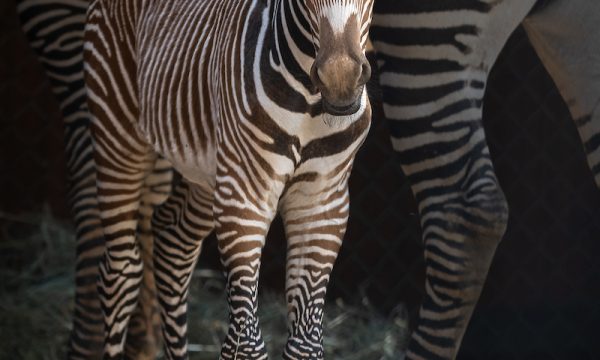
[305, 0, 374, 116]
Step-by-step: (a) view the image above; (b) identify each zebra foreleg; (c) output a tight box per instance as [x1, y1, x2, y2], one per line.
[280, 186, 350, 360]
[215, 171, 282, 360]
[151, 179, 214, 360]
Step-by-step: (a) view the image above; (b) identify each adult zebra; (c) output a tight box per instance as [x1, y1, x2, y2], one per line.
[15, 0, 600, 359]
[83, 0, 374, 358]
[369, 0, 600, 359]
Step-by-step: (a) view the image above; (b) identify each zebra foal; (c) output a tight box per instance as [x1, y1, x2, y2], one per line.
[83, 0, 374, 358]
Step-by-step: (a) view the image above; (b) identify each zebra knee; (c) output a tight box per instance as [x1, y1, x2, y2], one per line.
[97, 244, 144, 301]
[96, 242, 144, 358]
[408, 184, 508, 359]
[422, 182, 508, 281]
[463, 183, 509, 251]
[462, 184, 507, 268]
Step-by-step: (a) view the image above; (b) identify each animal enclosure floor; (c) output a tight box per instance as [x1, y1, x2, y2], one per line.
[0, 210, 408, 359]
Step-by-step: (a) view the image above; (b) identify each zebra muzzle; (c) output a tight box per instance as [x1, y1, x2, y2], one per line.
[321, 97, 362, 116]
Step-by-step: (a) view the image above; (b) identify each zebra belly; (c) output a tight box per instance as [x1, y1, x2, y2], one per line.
[161, 147, 217, 189]
[135, 0, 224, 190]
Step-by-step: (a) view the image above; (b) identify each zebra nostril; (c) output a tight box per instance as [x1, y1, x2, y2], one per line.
[310, 63, 323, 91]
[358, 60, 371, 87]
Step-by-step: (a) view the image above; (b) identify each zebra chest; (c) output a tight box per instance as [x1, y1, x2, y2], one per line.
[280, 117, 371, 201]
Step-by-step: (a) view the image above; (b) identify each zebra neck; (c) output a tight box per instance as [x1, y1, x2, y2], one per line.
[269, 0, 317, 93]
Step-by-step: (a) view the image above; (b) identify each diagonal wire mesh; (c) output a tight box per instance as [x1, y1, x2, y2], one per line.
[1, 0, 600, 357]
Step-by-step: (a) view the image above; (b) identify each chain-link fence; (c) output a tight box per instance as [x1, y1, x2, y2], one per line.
[2, 0, 600, 358]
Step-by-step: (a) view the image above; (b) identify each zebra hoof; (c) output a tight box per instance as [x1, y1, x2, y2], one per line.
[283, 337, 324, 360]
[219, 318, 268, 360]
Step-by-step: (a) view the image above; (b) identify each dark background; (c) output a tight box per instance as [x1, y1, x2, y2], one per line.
[2, 0, 600, 358]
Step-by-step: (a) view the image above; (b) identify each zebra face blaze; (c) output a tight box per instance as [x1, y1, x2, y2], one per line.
[306, 0, 373, 116]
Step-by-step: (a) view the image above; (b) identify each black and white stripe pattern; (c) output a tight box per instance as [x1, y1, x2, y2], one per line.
[84, 0, 373, 358]
[16, 1, 170, 359]
[17, 0, 600, 359]
[371, 0, 600, 359]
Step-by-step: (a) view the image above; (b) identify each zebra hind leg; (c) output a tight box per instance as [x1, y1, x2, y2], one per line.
[84, 0, 158, 356]
[14, 0, 177, 358]
[151, 178, 214, 360]
[370, 1, 537, 358]
[93, 150, 157, 359]
[125, 158, 173, 360]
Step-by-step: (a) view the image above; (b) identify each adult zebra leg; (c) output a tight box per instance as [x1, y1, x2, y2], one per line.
[15, 1, 104, 357]
[151, 179, 214, 360]
[125, 158, 173, 360]
[370, 1, 536, 358]
[523, 1, 600, 187]
[280, 186, 351, 360]
[65, 120, 105, 360]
